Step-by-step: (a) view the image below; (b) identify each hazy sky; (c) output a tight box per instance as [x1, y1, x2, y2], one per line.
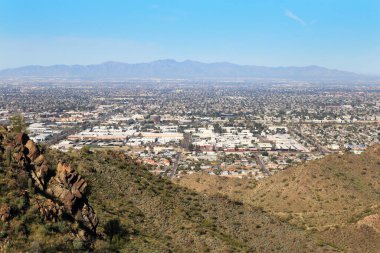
[0, 0, 379, 74]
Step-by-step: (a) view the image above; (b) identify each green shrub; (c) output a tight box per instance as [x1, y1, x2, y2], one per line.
[72, 238, 84, 250]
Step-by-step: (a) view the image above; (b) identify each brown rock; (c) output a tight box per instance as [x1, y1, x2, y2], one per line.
[357, 213, 380, 233]
[36, 164, 49, 181]
[77, 229, 87, 240]
[13, 152, 23, 162]
[33, 154, 45, 166]
[14, 133, 29, 145]
[0, 204, 12, 221]
[76, 203, 98, 231]
[61, 190, 76, 211]
[72, 179, 87, 194]
[49, 185, 65, 199]
[8, 133, 98, 235]
[57, 162, 74, 184]
[37, 199, 64, 221]
[25, 140, 40, 161]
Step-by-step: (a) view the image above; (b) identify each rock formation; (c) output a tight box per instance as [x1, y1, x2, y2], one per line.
[12, 132, 48, 190]
[357, 214, 380, 233]
[35, 198, 64, 222]
[9, 132, 98, 236]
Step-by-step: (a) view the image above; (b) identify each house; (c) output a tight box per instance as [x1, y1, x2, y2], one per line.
[31, 134, 52, 142]
[258, 143, 273, 151]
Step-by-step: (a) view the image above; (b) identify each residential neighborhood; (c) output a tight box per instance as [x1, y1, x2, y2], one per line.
[1, 80, 379, 179]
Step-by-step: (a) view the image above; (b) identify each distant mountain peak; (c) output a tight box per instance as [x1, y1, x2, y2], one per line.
[152, 59, 178, 64]
[0, 59, 370, 81]
[101, 61, 125, 65]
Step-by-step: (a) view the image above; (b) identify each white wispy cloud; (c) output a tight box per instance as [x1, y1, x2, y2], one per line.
[284, 9, 306, 26]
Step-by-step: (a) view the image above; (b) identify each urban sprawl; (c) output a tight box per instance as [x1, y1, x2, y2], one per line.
[1, 79, 379, 180]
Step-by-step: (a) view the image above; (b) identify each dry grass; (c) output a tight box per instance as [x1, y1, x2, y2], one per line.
[176, 145, 380, 252]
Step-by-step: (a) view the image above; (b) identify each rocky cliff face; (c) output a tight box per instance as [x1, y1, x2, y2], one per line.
[2, 131, 98, 241]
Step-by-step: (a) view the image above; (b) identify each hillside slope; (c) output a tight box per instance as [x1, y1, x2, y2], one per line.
[176, 145, 380, 252]
[252, 146, 380, 229]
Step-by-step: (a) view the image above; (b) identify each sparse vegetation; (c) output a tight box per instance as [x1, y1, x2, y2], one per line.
[177, 145, 380, 252]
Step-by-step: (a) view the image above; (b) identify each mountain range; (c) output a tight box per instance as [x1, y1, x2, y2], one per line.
[0, 60, 373, 81]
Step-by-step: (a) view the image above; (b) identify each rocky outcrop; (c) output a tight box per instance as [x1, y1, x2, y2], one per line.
[10, 132, 98, 235]
[12, 133, 48, 190]
[46, 162, 98, 231]
[357, 213, 380, 233]
[36, 198, 64, 222]
[50, 162, 88, 209]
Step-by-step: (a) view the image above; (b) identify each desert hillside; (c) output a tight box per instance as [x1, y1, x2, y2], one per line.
[252, 146, 380, 227]
[177, 145, 380, 252]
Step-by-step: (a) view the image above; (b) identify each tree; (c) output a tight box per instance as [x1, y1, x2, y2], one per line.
[286, 158, 293, 164]
[214, 168, 222, 175]
[213, 123, 224, 134]
[10, 114, 27, 133]
[194, 163, 201, 171]
[80, 145, 91, 155]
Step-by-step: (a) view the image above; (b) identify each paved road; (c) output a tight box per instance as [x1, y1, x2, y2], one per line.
[254, 153, 271, 176]
[288, 126, 331, 154]
[170, 152, 181, 178]
[182, 133, 192, 149]
[46, 112, 112, 145]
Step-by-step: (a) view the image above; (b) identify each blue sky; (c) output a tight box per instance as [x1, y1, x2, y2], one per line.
[0, 0, 379, 74]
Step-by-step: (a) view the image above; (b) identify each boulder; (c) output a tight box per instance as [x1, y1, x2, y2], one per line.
[14, 132, 29, 146]
[357, 213, 380, 233]
[37, 199, 64, 221]
[57, 162, 74, 184]
[76, 203, 99, 231]
[33, 154, 45, 166]
[36, 164, 49, 181]
[25, 140, 40, 161]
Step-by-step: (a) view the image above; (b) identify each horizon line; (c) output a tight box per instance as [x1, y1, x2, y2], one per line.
[0, 59, 363, 74]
